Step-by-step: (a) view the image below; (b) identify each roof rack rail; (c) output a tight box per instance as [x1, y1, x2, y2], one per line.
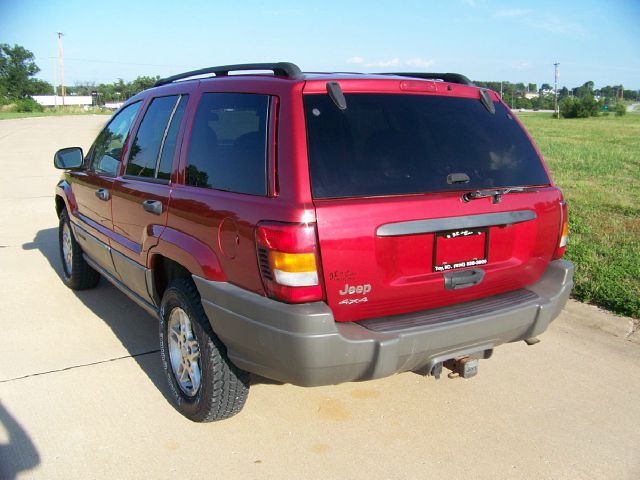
[378, 72, 474, 86]
[154, 62, 303, 86]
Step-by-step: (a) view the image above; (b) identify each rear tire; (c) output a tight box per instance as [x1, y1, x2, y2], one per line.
[159, 278, 249, 422]
[58, 208, 100, 290]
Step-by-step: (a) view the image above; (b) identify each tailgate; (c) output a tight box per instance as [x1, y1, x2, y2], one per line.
[315, 190, 561, 322]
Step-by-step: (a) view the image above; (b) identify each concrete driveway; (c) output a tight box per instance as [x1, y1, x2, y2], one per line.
[1, 115, 639, 480]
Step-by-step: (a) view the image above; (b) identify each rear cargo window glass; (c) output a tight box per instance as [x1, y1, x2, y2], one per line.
[185, 93, 269, 195]
[304, 94, 550, 198]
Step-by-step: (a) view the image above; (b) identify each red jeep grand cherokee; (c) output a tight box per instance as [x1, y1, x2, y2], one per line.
[53, 63, 573, 422]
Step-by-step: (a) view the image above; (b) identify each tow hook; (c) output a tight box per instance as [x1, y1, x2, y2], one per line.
[444, 357, 479, 379]
[429, 349, 493, 380]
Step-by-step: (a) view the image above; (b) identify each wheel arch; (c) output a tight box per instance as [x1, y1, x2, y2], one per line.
[151, 254, 194, 302]
[55, 179, 77, 218]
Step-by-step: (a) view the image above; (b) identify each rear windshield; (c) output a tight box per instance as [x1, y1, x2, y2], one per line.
[304, 94, 550, 199]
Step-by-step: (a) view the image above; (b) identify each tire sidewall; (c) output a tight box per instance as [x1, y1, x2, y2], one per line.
[58, 209, 75, 286]
[159, 285, 214, 420]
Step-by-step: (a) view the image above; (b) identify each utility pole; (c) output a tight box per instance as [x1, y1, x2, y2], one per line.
[51, 57, 58, 108]
[57, 32, 65, 107]
[553, 62, 560, 119]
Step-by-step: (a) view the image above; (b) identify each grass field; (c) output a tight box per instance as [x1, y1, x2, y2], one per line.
[0, 108, 111, 120]
[519, 113, 640, 319]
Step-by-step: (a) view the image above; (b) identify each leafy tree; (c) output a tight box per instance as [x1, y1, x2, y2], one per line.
[573, 81, 595, 99]
[512, 97, 532, 109]
[129, 75, 159, 94]
[539, 83, 552, 94]
[27, 78, 53, 95]
[528, 83, 537, 93]
[560, 95, 601, 118]
[614, 103, 627, 116]
[0, 43, 41, 101]
[560, 97, 579, 118]
[558, 87, 569, 100]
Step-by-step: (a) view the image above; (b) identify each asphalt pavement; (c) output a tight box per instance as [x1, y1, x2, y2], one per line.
[0, 115, 639, 480]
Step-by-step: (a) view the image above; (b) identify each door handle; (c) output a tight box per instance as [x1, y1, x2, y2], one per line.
[142, 199, 163, 215]
[95, 188, 110, 201]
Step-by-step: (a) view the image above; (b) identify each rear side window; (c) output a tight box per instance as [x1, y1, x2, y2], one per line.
[185, 93, 269, 195]
[157, 96, 188, 180]
[126, 94, 188, 180]
[304, 94, 550, 198]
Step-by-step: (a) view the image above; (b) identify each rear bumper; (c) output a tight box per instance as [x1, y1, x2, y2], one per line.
[194, 259, 574, 386]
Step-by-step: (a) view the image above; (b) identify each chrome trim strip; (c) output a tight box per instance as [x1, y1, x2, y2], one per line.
[376, 210, 537, 237]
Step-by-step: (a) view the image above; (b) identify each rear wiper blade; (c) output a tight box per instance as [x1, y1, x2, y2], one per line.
[462, 187, 533, 204]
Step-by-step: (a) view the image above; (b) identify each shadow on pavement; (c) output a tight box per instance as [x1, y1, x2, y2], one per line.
[0, 401, 40, 480]
[23, 227, 174, 404]
[23, 228, 280, 402]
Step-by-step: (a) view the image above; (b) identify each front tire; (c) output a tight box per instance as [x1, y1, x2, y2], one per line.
[159, 278, 249, 422]
[58, 208, 100, 290]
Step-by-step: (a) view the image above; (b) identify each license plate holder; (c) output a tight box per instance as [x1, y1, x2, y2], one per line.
[433, 228, 488, 272]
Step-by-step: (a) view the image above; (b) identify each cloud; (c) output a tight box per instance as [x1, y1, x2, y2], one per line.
[405, 57, 435, 68]
[346, 56, 364, 64]
[462, 0, 480, 7]
[493, 9, 533, 18]
[515, 61, 532, 70]
[361, 58, 435, 69]
[364, 58, 402, 68]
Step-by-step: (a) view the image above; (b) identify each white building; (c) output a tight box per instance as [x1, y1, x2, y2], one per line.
[32, 95, 93, 107]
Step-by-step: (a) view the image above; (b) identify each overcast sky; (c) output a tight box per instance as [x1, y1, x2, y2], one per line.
[1, 0, 639, 89]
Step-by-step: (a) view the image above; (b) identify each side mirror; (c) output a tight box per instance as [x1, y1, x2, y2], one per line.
[54, 147, 84, 169]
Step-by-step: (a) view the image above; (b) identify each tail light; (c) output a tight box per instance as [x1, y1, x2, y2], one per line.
[553, 200, 568, 259]
[256, 221, 324, 303]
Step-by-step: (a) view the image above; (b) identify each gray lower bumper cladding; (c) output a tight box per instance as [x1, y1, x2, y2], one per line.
[194, 260, 574, 386]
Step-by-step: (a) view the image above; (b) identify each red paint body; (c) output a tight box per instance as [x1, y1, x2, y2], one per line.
[56, 74, 566, 324]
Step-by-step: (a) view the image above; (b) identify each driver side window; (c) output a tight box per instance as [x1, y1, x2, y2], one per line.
[87, 102, 142, 175]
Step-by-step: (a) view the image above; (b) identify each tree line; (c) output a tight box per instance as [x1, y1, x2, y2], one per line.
[474, 80, 634, 111]
[1, 43, 637, 113]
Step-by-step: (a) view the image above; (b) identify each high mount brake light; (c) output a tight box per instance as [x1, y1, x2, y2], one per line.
[553, 200, 568, 260]
[256, 222, 324, 303]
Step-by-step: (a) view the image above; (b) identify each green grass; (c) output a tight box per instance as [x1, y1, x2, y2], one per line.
[519, 112, 640, 319]
[0, 107, 112, 120]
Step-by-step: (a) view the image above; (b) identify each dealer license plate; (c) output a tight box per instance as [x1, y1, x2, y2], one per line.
[433, 228, 488, 272]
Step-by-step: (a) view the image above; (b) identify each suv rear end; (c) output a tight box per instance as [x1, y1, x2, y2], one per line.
[194, 71, 573, 387]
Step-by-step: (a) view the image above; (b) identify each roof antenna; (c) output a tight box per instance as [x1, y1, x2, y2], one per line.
[326, 81, 347, 110]
[479, 88, 495, 114]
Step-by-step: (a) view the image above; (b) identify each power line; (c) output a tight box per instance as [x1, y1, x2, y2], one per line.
[42, 56, 192, 69]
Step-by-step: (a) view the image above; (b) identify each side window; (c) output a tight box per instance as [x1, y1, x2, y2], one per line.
[157, 95, 189, 181]
[88, 102, 142, 176]
[126, 94, 189, 180]
[185, 93, 269, 195]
